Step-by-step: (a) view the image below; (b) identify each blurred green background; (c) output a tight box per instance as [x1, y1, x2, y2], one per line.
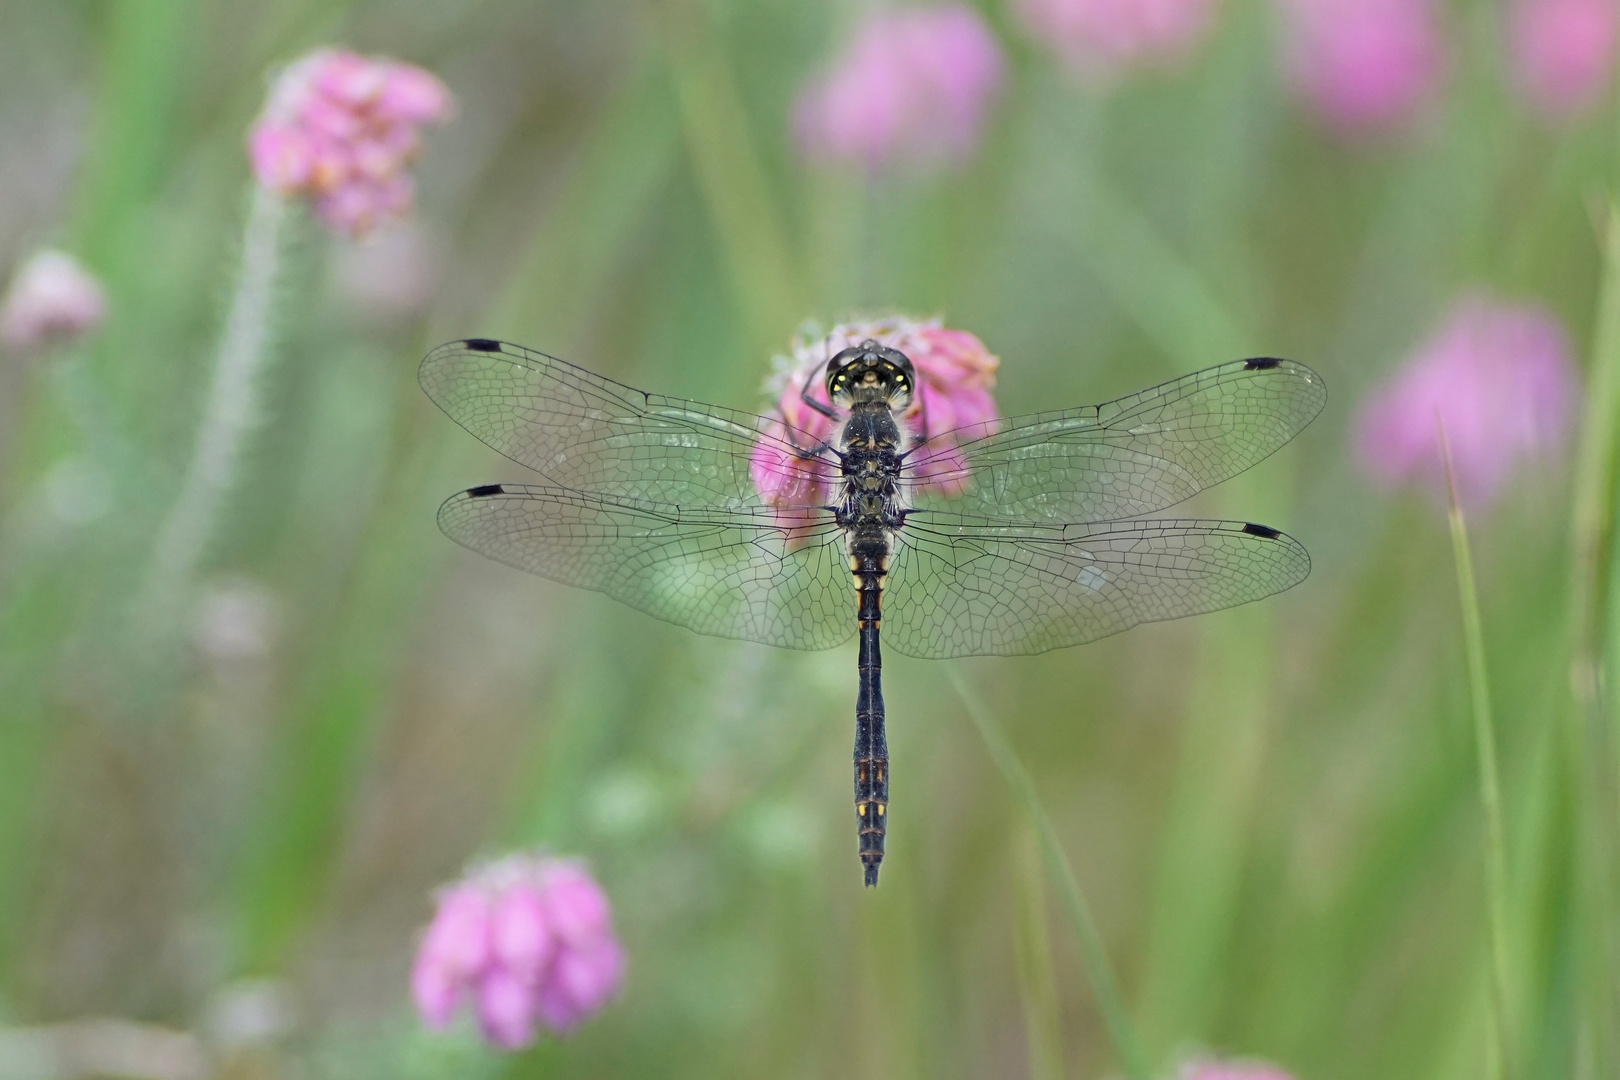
[1, 0, 1617, 1077]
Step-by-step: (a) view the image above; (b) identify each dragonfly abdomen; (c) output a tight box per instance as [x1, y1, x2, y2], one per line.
[853, 554, 889, 887]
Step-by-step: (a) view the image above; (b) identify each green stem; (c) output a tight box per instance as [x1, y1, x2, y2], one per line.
[949, 668, 1149, 1080]
[1567, 200, 1620, 1079]
[657, 0, 802, 351]
[1013, 824, 1066, 1080]
[1438, 420, 1512, 1080]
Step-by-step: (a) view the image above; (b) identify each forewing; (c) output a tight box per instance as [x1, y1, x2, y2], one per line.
[420, 339, 828, 503]
[904, 359, 1325, 522]
[882, 513, 1310, 658]
[437, 484, 853, 650]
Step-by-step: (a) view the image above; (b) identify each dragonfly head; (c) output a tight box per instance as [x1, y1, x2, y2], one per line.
[826, 340, 916, 409]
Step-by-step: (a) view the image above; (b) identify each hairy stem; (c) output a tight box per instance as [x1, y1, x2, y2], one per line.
[137, 186, 286, 627]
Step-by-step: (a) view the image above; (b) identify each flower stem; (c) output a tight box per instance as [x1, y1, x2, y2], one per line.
[1566, 199, 1620, 1074]
[1437, 418, 1513, 1080]
[1012, 823, 1066, 1080]
[948, 667, 1149, 1080]
[137, 185, 286, 629]
[656, 0, 802, 352]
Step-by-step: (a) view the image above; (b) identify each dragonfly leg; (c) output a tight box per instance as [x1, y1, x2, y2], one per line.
[800, 365, 841, 422]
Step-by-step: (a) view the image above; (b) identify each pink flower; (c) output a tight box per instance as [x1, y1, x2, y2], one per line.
[1354, 295, 1578, 510]
[1278, 0, 1446, 135]
[411, 854, 624, 1050]
[794, 6, 1004, 173]
[751, 317, 1000, 536]
[0, 249, 107, 352]
[1178, 1056, 1296, 1080]
[248, 49, 452, 237]
[1015, 0, 1223, 82]
[1510, 0, 1618, 121]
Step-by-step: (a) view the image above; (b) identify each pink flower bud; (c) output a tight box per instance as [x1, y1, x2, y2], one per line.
[490, 885, 555, 983]
[794, 5, 1004, 174]
[248, 49, 452, 237]
[1278, 0, 1445, 136]
[1015, 0, 1223, 82]
[476, 966, 539, 1050]
[1179, 1057, 1296, 1080]
[0, 249, 108, 353]
[1510, 0, 1618, 121]
[1354, 294, 1578, 510]
[410, 883, 492, 1028]
[536, 938, 626, 1033]
[537, 862, 612, 945]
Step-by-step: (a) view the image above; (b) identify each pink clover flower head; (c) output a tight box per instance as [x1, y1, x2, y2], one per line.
[1354, 295, 1578, 510]
[1510, 0, 1618, 121]
[411, 853, 624, 1050]
[1178, 1055, 1296, 1080]
[0, 249, 107, 353]
[248, 49, 452, 237]
[1015, 0, 1223, 83]
[751, 316, 1000, 537]
[794, 5, 1004, 174]
[1278, 0, 1445, 135]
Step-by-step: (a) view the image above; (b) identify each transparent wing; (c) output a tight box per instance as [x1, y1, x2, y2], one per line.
[420, 339, 830, 503]
[904, 358, 1326, 522]
[883, 513, 1310, 658]
[437, 483, 853, 650]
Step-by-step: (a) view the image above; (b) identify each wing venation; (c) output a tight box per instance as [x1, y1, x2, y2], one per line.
[438, 483, 853, 650]
[905, 358, 1325, 521]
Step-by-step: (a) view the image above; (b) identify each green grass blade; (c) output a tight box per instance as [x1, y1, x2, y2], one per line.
[1438, 420, 1513, 1080]
[949, 667, 1148, 1080]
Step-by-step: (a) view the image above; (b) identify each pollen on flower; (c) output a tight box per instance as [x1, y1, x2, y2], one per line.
[411, 853, 624, 1050]
[248, 49, 453, 238]
[751, 317, 1001, 534]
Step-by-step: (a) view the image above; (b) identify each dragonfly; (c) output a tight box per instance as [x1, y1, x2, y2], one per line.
[420, 337, 1325, 886]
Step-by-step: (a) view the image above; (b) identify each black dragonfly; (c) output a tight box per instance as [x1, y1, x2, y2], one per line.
[420, 337, 1325, 886]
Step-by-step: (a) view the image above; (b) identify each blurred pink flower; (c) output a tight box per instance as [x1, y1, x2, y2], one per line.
[1278, 0, 1445, 135]
[1014, 0, 1223, 82]
[412, 854, 624, 1050]
[1354, 295, 1578, 509]
[751, 317, 1000, 537]
[249, 49, 452, 237]
[1178, 1056, 1296, 1080]
[0, 249, 107, 352]
[794, 6, 1004, 173]
[1510, 0, 1618, 121]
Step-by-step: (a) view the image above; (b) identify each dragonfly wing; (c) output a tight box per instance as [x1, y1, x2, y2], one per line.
[437, 483, 853, 650]
[882, 512, 1310, 658]
[904, 358, 1325, 522]
[420, 339, 830, 503]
